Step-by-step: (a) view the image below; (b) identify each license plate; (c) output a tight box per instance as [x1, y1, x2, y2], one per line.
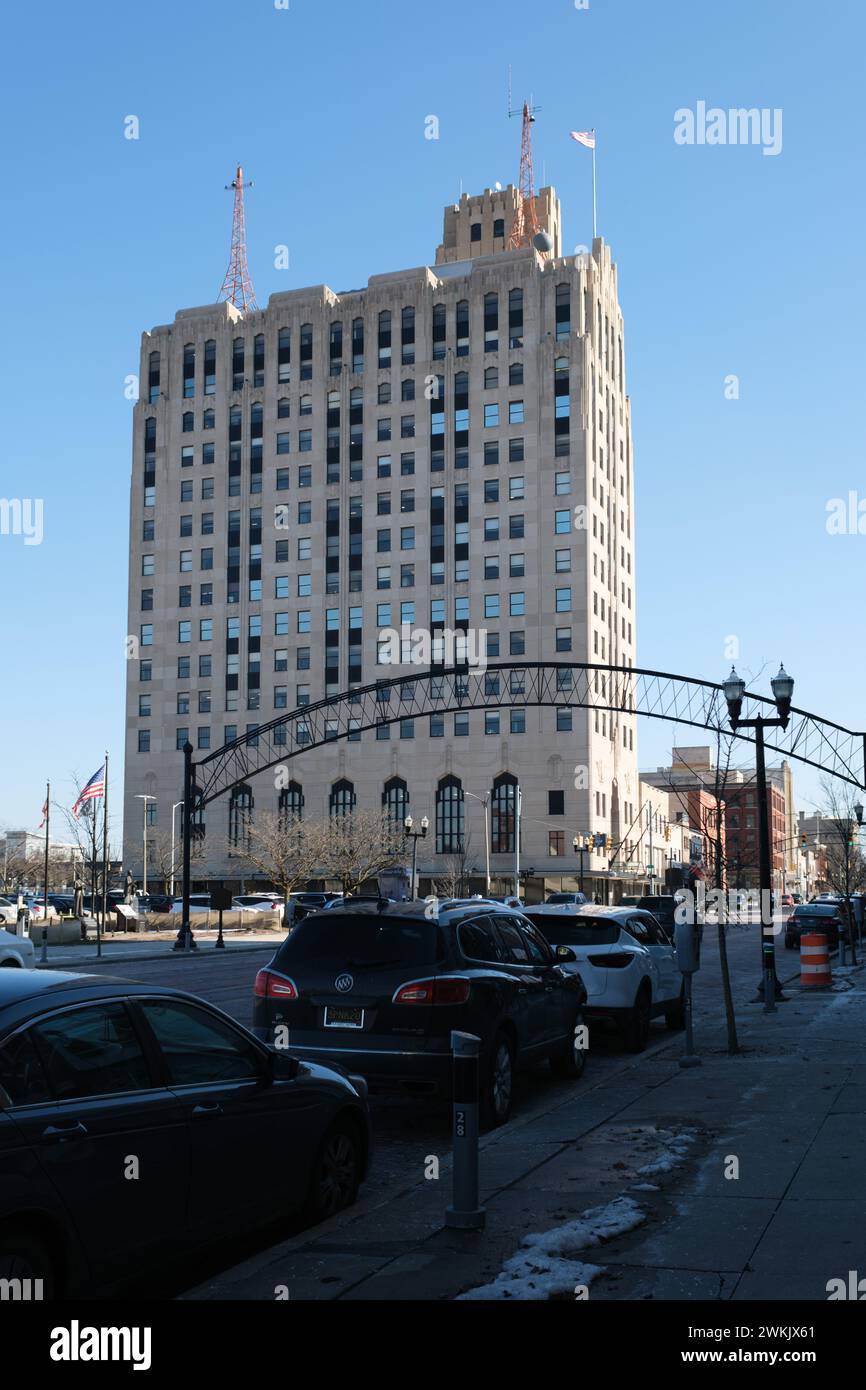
[323, 1005, 365, 1029]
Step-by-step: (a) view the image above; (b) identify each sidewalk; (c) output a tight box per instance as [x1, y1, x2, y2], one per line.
[37, 931, 279, 967]
[184, 963, 866, 1302]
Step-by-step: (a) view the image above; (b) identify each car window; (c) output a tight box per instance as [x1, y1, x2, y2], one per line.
[458, 919, 506, 964]
[523, 911, 619, 946]
[640, 912, 672, 945]
[491, 916, 531, 963]
[624, 915, 652, 945]
[276, 914, 441, 968]
[516, 917, 554, 965]
[31, 1003, 152, 1100]
[0, 1030, 53, 1107]
[141, 1000, 262, 1087]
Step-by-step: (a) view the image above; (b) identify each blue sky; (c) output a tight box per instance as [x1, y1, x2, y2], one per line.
[1, 0, 863, 835]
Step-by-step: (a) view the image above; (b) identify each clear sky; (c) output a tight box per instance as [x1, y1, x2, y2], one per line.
[1, 0, 863, 838]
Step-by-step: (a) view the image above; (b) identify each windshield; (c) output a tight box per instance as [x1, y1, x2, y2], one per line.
[275, 913, 442, 968]
[523, 912, 619, 946]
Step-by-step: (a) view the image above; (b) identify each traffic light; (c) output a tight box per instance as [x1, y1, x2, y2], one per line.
[800, 834, 807, 849]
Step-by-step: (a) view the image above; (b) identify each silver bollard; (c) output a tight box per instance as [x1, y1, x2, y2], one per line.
[445, 1030, 486, 1230]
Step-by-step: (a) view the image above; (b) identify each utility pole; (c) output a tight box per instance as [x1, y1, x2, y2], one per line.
[514, 784, 522, 899]
[99, 752, 109, 958]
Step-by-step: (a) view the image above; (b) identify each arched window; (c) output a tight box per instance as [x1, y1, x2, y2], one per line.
[484, 366, 498, 389]
[232, 337, 245, 390]
[456, 300, 470, 356]
[148, 350, 160, 403]
[278, 781, 304, 821]
[277, 396, 290, 419]
[491, 773, 518, 855]
[182, 343, 195, 398]
[382, 777, 409, 828]
[330, 779, 356, 818]
[229, 784, 254, 848]
[182, 411, 194, 433]
[277, 327, 291, 384]
[436, 776, 464, 855]
[555, 282, 571, 340]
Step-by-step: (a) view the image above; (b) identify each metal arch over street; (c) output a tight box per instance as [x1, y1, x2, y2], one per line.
[189, 662, 866, 807]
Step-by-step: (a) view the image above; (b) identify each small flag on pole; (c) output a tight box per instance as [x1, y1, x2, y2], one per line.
[38, 797, 48, 830]
[72, 768, 105, 820]
[570, 130, 596, 149]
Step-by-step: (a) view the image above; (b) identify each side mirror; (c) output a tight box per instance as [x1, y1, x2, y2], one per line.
[556, 945, 577, 963]
[266, 1048, 300, 1082]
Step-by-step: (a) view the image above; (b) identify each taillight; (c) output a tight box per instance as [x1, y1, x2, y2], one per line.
[587, 952, 635, 969]
[254, 969, 298, 1000]
[393, 977, 471, 1005]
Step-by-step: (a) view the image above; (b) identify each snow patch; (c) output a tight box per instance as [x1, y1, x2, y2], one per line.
[636, 1128, 698, 1177]
[457, 1195, 645, 1301]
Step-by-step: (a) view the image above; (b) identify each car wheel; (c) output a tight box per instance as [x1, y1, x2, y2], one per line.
[550, 1013, 587, 1079]
[481, 1031, 514, 1128]
[664, 985, 686, 1031]
[0, 1226, 56, 1298]
[304, 1119, 362, 1224]
[623, 986, 651, 1053]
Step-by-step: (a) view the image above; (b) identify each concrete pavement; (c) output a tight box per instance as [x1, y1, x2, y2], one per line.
[183, 939, 866, 1302]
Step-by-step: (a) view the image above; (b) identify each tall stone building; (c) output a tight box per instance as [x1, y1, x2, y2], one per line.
[123, 185, 639, 897]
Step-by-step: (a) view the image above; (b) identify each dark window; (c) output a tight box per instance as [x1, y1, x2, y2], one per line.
[548, 790, 565, 816]
[141, 1000, 261, 1086]
[0, 1029, 52, 1106]
[491, 916, 530, 963]
[458, 919, 505, 964]
[31, 1003, 151, 1099]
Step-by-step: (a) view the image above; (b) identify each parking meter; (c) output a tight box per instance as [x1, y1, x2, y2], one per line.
[674, 921, 702, 974]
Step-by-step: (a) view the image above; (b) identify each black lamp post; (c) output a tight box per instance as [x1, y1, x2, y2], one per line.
[572, 834, 588, 894]
[404, 814, 429, 900]
[723, 664, 794, 1006]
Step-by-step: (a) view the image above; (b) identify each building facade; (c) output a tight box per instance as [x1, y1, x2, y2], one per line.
[123, 187, 639, 895]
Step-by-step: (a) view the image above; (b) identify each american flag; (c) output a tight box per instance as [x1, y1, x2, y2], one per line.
[38, 797, 48, 830]
[570, 130, 596, 149]
[72, 768, 105, 820]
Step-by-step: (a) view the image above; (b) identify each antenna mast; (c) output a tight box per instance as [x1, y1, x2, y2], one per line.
[218, 165, 258, 312]
[507, 98, 542, 250]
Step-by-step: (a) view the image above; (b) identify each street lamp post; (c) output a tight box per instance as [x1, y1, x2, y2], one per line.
[723, 664, 794, 1008]
[173, 742, 198, 952]
[465, 792, 491, 895]
[134, 795, 156, 895]
[404, 814, 429, 899]
[169, 801, 184, 900]
[572, 834, 588, 894]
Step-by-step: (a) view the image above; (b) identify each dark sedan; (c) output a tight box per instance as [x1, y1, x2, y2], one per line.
[0, 971, 371, 1297]
[253, 901, 587, 1128]
[784, 902, 843, 950]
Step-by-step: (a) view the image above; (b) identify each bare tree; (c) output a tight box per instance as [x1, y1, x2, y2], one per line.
[317, 810, 408, 896]
[234, 812, 325, 903]
[434, 835, 477, 899]
[818, 778, 865, 964]
[148, 828, 207, 890]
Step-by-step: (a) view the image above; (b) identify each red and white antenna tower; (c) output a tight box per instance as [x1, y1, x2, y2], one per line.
[507, 99, 542, 251]
[218, 165, 258, 312]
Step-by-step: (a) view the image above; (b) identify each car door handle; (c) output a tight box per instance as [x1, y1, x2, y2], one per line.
[192, 1103, 223, 1118]
[41, 1122, 88, 1142]
[517, 987, 527, 994]
[544, 985, 555, 992]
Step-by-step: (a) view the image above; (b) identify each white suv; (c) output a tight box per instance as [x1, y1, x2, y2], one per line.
[522, 905, 684, 1052]
[0, 927, 36, 969]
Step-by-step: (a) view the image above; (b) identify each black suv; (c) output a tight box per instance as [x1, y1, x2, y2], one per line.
[253, 901, 587, 1127]
[637, 895, 678, 930]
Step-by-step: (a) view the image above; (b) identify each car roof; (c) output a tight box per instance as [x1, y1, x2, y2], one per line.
[0, 970, 187, 1006]
[525, 903, 640, 922]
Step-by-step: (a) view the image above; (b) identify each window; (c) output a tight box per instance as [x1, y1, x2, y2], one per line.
[509, 362, 524, 386]
[137, 730, 150, 753]
[555, 509, 571, 535]
[556, 587, 572, 612]
[436, 775, 464, 854]
[382, 776, 409, 827]
[549, 831, 565, 857]
[509, 476, 524, 501]
[491, 773, 518, 854]
[140, 1000, 261, 1086]
[509, 514, 524, 539]
[31, 1003, 150, 1099]
[330, 779, 356, 817]
[509, 591, 525, 616]
[509, 400, 524, 425]
[229, 785, 254, 848]
[549, 790, 565, 816]
[484, 403, 499, 428]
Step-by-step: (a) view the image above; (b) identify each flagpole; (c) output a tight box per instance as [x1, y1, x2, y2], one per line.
[592, 129, 597, 241]
[99, 752, 108, 959]
[43, 781, 50, 947]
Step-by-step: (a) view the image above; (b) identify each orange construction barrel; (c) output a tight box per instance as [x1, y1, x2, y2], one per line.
[800, 932, 832, 990]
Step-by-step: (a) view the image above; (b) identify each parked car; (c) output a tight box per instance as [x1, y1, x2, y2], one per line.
[253, 900, 588, 1127]
[780, 894, 794, 908]
[289, 892, 342, 922]
[784, 902, 843, 950]
[0, 970, 371, 1297]
[545, 891, 589, 906]
[636, 895, 679, 931]
[521, 904, 684, 1051]
[0, 929, 35, 968]
[233, 894, 286, 914]
[0, 899, 22, 927]
[145, 893, 173, 914]
[169, 894, 212, 915]
[47, 894, 75, 917]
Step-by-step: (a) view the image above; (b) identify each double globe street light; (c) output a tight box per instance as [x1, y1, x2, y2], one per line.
[404, 814, 429, 900]
[723, 663, 794, 1009]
